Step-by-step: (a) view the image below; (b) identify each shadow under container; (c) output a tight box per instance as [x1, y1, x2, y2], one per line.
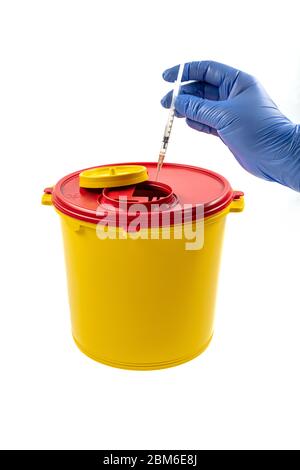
[42, 162, 244, 370]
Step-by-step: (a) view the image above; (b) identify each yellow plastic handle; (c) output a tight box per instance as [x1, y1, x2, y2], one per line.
[41, 187, 53, 206]
[230, 191, 244, 212]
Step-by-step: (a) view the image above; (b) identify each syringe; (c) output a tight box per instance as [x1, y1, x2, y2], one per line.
[155, 63, 185, 181]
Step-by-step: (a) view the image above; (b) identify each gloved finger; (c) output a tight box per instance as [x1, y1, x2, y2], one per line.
[174, 110, 184, 118]
[161, 105, 184, 118]
[186, 118, 219, 136]
[175, 94, 226, 130]
[163, 61, 255, 98]
[161, 94, 184, 117]
[163, 61, 240, 85]
[161, 82, 219, 108]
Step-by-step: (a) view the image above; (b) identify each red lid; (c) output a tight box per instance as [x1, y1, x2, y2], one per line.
[50, 162, 241, 230]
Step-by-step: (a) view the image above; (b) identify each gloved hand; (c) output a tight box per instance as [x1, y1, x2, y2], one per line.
[161, 61, 300, 191]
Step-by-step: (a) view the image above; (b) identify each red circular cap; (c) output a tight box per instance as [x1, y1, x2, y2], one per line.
[51, 162, 240, 229]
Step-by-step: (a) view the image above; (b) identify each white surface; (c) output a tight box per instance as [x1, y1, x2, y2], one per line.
[0, 0, 300, 450]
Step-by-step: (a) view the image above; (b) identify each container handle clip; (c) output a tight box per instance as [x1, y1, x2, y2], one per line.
[230, 191, 244, 212]
[41, 187, 53, 206]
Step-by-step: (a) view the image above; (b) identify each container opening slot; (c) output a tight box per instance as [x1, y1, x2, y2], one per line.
[132, 185, 170, 202]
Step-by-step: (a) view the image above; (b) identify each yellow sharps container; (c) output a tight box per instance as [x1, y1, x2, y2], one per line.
[42, 162, 244, 370]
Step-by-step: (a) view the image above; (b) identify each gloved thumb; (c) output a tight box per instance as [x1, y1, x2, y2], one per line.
[175, 94, 228, 131]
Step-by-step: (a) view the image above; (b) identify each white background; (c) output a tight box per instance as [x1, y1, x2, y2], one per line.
[0, 0, 300, 450]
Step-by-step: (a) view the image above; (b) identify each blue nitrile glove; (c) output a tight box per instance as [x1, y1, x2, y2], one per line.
[161, 61, 300, 191]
